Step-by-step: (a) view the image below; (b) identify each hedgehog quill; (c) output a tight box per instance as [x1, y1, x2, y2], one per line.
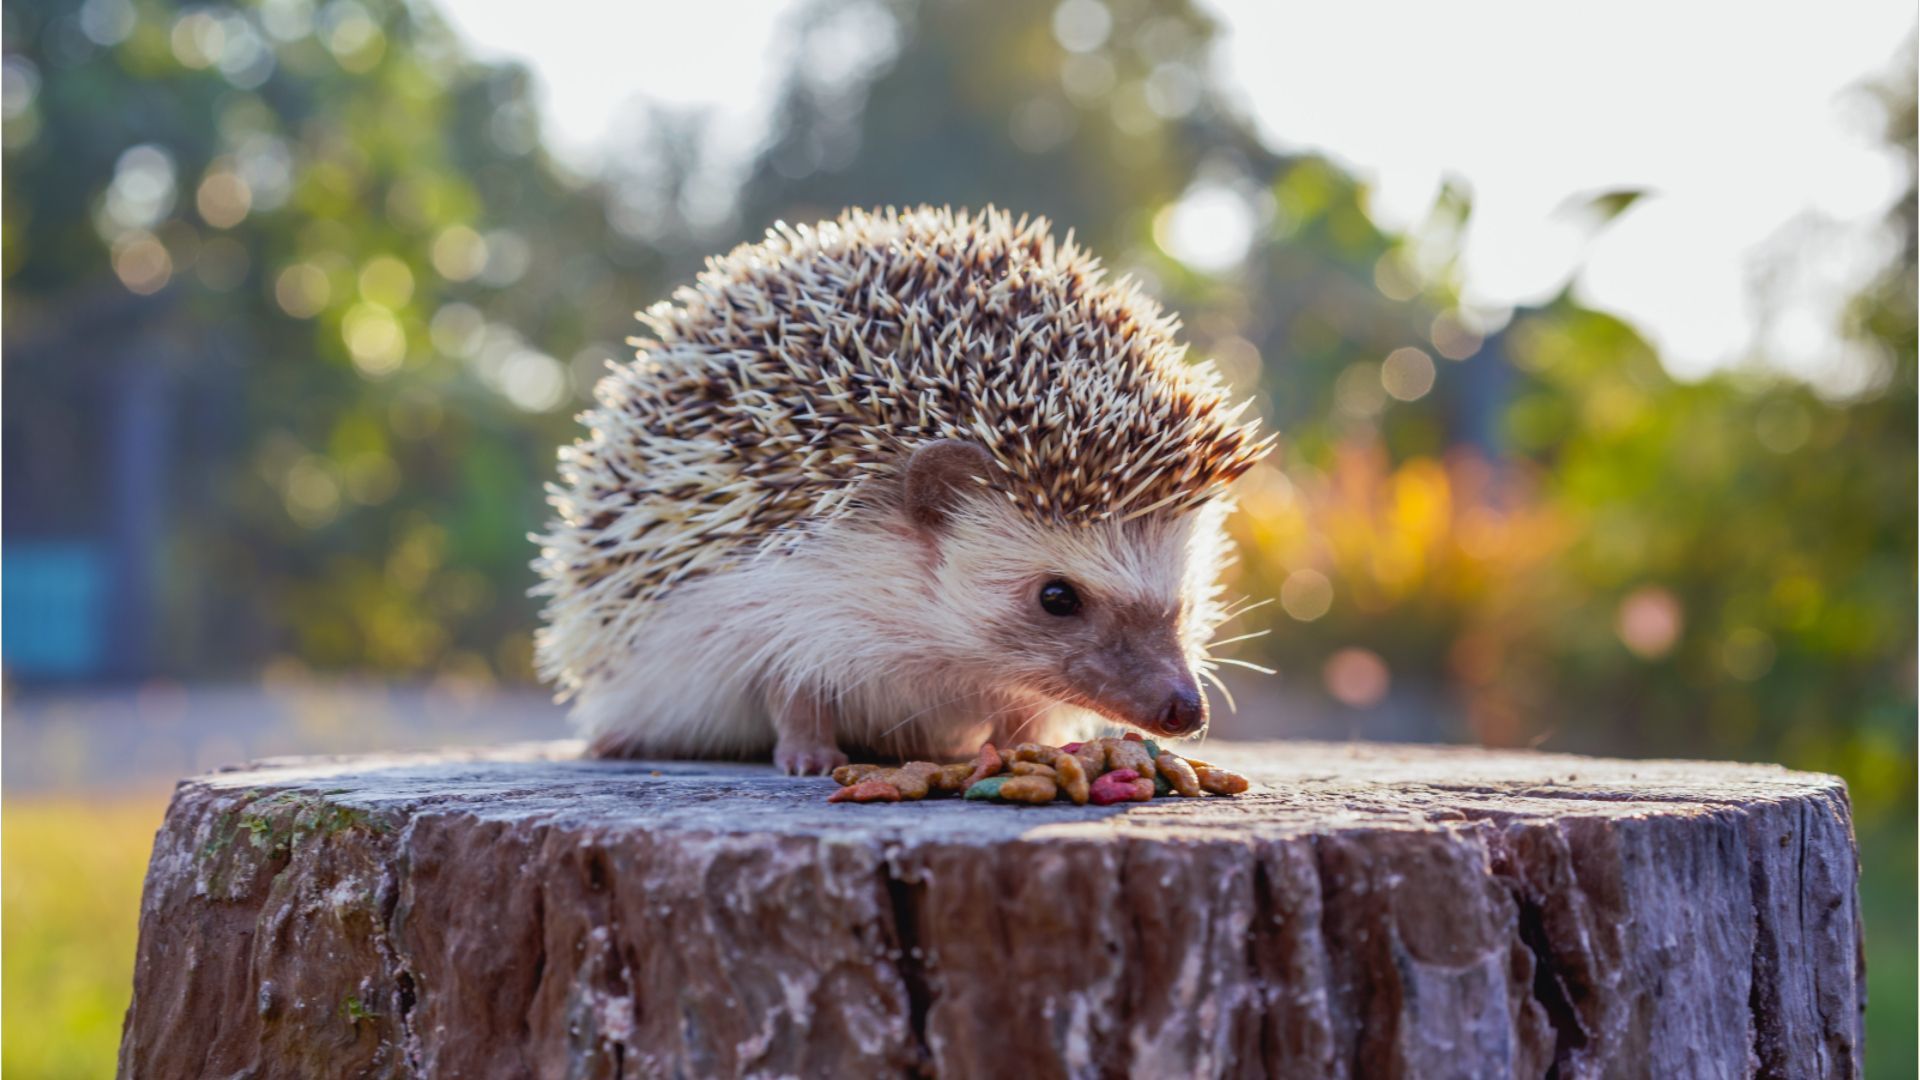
[532, 206, 1273, 774]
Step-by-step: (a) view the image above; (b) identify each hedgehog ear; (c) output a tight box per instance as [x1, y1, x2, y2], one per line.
[903, 439, 992, 532]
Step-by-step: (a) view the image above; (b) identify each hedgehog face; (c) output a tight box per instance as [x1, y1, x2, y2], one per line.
[1015, 568, 1209, 738]
[939, 500, 1212, 738]
[907, 444, 1221, 738]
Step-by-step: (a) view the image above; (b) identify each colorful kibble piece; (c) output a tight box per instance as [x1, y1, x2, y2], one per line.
[885, 763, 937, 800]
[832, 763, 885, 786]
[1090, 768, 1146, 806]
[1195, 765, 1250, 796]
[1071, 742, 1107, 781]
[999, 774, 1059, 804]
[965, 776, 1009, 801]
[1105, 739, 1156, 783]
[929, 762, 975, 794]
[1156, 753, 1201, 797]
[965, 743, 1003, 787]
[1052, 750, 1090, 805]
[829, 780, 902, 803]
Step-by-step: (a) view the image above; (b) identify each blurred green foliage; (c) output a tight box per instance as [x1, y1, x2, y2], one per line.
[2, 0, 1913, 1073]
[5, 0, 661, 682]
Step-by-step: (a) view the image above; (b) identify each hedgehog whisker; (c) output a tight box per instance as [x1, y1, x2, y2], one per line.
[1197, 665, 1239, 714]
[1213, 596, 1275, 628]
[1207, 657, 1277, 675]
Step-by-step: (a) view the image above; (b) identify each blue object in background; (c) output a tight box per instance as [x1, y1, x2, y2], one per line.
[3, 541, 110, 678]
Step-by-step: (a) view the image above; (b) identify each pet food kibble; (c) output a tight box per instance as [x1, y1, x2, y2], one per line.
[832, 763, 886, 786]
[1090, 768, 1152, 806]
[964, 776, 1009, 801]
[1156, 753, 1201, 797]
[1106, 739, 1156, 783]
[999, 774, 1059, 804]
[929, 762, 975, 794]
[884, 763, 937, 800]
[829, 780, 902, 803]
[966, 743, 1003, 787]
[1051, 750, 1090, 805]
[822, 739, 1248, 806]
[1071, 742, 1107, 780]
[1195, 765, 1250, 796]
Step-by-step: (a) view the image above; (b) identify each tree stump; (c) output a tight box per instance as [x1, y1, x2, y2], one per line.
[118, 740, 1864, 1078]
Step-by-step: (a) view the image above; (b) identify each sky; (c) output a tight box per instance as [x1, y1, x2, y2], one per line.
[438, 0, 1916, 392]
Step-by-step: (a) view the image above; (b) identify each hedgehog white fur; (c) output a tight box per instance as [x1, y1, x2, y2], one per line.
[532, 206, 1273, 773]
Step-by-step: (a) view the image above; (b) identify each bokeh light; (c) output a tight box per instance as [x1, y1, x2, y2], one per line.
[274, 263, 331, 318]
[1429, 312, 1484, 360]
[1152, 183, 1255, 273]
[1380, 347, 1436, 402]
[1616, 586, 1685, 660]
[1280, 569, 1333, 622]
[109, 230, 171, 294]
[342, 303, 406, 377]
[104, 145, 177, 232]
[195, 166, 252, 228]
[1051, 0, 1112, 53]
[431, 225, 489, 282]
[1323, 647, 1391, 708]
[357, 255, 414, 308]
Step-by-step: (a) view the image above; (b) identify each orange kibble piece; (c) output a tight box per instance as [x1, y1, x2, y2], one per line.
[829, 780, 902, 803]
[966, 743, 1004, 787]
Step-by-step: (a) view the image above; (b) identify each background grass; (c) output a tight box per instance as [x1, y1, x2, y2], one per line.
[3, 795, 168, 1080]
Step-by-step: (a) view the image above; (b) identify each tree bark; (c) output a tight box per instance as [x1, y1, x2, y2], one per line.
[117, 740, 1865, 1079]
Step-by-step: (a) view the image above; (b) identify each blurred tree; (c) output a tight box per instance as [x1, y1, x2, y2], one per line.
[3, 0, 664, 683]
[1471, 66, 1912, 806]
[1215, 56, 1915, 817]
[4, 0, 1911, 811]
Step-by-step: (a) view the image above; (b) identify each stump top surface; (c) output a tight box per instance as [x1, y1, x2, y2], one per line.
[193, 739, 1843, 843]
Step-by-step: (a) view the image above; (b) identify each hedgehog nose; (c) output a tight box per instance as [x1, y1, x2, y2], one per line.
[1157, 685, 1207, 736]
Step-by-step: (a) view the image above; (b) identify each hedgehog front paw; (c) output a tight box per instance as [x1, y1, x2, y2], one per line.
[776, 743, 849, 776]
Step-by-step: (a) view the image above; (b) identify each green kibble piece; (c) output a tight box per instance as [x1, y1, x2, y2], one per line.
[1153, 772, 1173, 797]
[1143, 740, 1162, 761]
[965, 776, 1009, 801]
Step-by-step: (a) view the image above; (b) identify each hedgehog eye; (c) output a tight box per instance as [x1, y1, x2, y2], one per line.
[1038, 578, 1083, 617]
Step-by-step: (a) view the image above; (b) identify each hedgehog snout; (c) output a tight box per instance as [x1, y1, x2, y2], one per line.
[1054, 644, 1209, 739]
[1156, 681, 1208, 737]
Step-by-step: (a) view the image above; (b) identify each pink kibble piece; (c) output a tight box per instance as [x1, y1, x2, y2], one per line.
[1090, 768, 1147, 806]
[1060, 741, 1084, 753]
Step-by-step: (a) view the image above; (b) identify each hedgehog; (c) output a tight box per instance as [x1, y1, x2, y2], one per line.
[532, 206, 1273, 774]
